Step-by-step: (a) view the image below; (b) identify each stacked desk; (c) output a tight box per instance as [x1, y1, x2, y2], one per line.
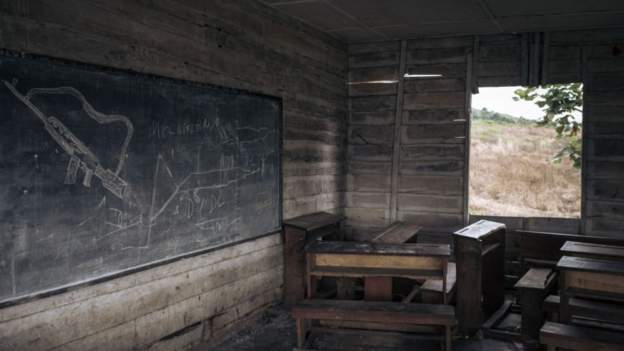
[540, 240, 624, 350]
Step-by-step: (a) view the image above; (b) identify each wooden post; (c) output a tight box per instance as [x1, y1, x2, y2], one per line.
[364, 277, 393, 301]
[558, 270, 571, 324]
[515, 268, 556, 344]
[389, 40, 407, 222]
[442, 257, 448, 304]
[296, 318, 305, 348]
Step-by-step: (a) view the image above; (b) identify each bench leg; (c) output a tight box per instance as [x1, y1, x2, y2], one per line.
[519, 288, 545, 343]
[445, 325, 452, 351]
[296, 318, 306, 348]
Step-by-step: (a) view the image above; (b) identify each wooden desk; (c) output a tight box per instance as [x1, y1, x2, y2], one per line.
[283, 212, 343, 305]
[557, 256, 624, 323]
[514, 268, 556, 343]
[454, 220, 506, 334]
[366, 222, 421, 301]
[561, 241, 624, 262]
[305, 240, 450, 302]
[517, 230, 624, 271]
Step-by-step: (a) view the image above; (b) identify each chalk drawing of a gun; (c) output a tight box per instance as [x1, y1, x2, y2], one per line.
[3, 80, 134, 200]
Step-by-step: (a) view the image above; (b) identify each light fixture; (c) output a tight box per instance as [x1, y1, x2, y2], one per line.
[403, 73, 443, 78]
[348, 80, 398, 85]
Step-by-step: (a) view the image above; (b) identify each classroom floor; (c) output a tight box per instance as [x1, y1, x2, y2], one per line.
[193, 305, 524, 351]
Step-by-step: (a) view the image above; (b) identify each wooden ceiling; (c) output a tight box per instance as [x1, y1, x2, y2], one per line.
[261, 0, 624, 42]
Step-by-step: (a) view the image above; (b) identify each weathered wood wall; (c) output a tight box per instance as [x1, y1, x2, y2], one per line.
[0, 0, 347, 350]
[345, 28, 624, 240]
[475, 29, 624, 238]
[0, 1, 622, 349]
[346, 38, 472, 240]
[548, 30, 624, 237]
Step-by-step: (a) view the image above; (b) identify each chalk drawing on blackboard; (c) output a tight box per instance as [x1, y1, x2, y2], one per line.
[2, 80, 134, 200]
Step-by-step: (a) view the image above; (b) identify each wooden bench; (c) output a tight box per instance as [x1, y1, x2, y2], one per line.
[540, 321, 624, 351]
[300, 240, 454, 348]
[293, 299, 456, 351]
[557, 256, 624, 324]
[514, 268, 556, 343]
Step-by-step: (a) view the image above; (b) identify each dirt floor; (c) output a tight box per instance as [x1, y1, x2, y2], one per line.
[193, 305, 524, 351]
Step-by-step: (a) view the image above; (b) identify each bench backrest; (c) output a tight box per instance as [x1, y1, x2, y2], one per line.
[305, 241, 450, 280]
[371, 222, 422, 244]
[518, 230, 624, 270]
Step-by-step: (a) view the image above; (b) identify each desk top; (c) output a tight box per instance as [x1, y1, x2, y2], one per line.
[305, 240, 450, 257]
[515, 267, 556, 290]
[561, 241, 624, 261]
[557, 256, 624, 275]
[453, 220, 505, 240]
[283, 211, 343, 231]
[371, 222, 422, 244]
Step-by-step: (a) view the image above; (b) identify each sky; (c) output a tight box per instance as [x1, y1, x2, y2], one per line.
[472, 86, 582, 121]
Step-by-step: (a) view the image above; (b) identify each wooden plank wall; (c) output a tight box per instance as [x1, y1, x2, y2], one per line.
[0, 235, 283, 351]
[0, 1, 347, 350]
[0, 0, 348, 221]
[477, 34, 524, 87]
[346, 41, 400, 237]
[545, 30, 624, 236]
[472, 30, 624, 238]
[397, 38, 472, 235]
[346, 38, 472, 240]
[346, 28, 624, 241]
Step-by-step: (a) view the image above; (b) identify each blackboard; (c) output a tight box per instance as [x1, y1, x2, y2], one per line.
[0, 54, 281, 303]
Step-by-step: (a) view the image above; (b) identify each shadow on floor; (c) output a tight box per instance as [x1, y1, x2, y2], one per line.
[193, 305, 524, 351]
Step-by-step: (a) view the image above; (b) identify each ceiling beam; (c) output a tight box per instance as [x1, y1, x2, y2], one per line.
[474, 0, 504, 32]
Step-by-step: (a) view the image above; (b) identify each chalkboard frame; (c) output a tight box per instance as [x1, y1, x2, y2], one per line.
[0, 49, 284, 307]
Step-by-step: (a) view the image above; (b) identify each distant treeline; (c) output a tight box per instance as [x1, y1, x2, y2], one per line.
[472, 108, 535, 125]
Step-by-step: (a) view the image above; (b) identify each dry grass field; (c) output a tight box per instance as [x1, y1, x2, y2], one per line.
[469, 119, 581, 218]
